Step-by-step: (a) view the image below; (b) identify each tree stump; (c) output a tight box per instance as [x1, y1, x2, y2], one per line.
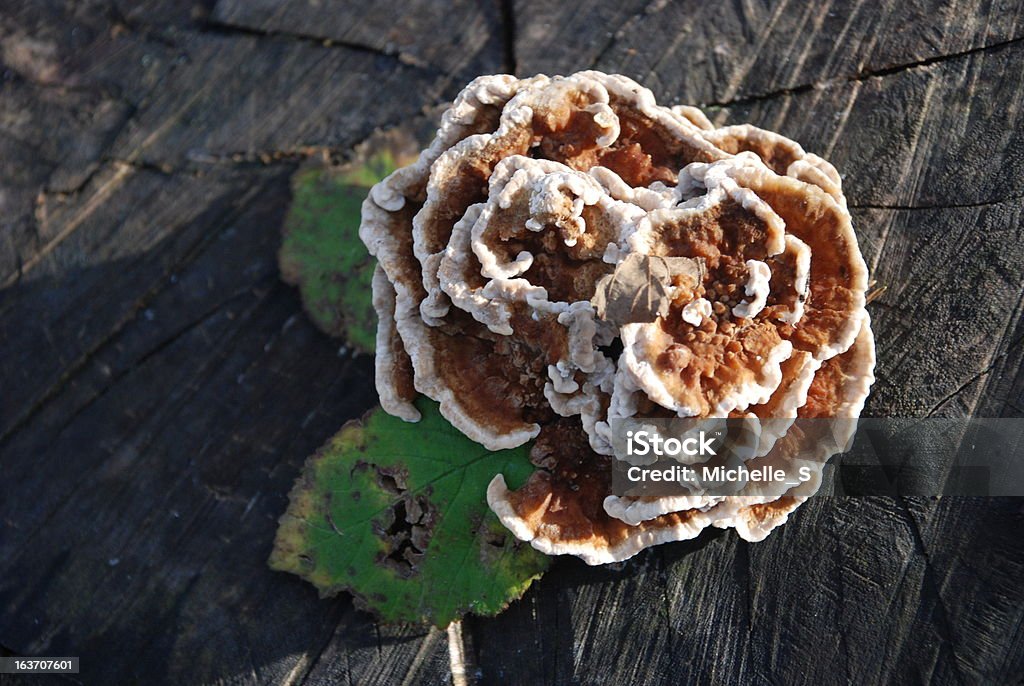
[1, 1, 1022, 683]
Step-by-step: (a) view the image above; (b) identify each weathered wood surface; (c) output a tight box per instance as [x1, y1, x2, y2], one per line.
[1, 1, 1022, 684]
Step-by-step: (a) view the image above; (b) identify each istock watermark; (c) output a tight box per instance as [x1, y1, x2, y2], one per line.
[625, 429, 718, 458]
[607, 417, 1024, 498]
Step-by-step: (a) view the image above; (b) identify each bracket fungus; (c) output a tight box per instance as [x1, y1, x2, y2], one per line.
[360, 71, 874, 566]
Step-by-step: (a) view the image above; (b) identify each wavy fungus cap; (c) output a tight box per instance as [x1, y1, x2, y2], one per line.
[360, 71, 874, 564]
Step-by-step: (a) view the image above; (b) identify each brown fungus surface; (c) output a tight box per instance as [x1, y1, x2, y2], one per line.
[361, 71, 875, 564]
[487, 419, 718, 566]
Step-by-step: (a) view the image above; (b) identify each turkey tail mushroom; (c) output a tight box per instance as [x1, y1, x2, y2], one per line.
[360, 71, 875, 564]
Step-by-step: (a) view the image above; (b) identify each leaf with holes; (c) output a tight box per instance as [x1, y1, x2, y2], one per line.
[269, 397, 550, 626]
[278, 133, 418, 351]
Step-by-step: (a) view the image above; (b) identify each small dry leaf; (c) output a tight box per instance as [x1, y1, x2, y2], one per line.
[592, 254, 705, 326]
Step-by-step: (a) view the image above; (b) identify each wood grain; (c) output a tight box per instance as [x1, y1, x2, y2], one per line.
[210, 0, 506, 78]
[1, 1, 1021, 683]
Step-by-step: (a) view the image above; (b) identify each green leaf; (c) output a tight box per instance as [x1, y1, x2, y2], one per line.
[278, 138, 414, 351]
[270, 397, 550, 626]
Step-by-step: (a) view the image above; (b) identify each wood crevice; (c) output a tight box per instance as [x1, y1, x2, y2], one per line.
[924, 332, 1024, 417]
[500, 0, 518, 75]
[0, 184, 277, 450]
[894, 495, 970, 684]
[703, 32, 1024, 109]
[586, 0, 665, 70]
[850, 194, 1024, 212]
[199, 17, 454, 80]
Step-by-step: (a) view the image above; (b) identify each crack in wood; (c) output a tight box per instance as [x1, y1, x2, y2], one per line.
[703, 32, 1024, 109]
[40, 156, 167, 202]
[850, 195, 1024, 211]
[826, 519, 854, 683]
[587, 0, 665, 70]
[42, 275, 277, 448]
[894, 495, 970, 684]
[97, 100, 450, 178]
[0, 180, 272, 450]
[5, 145, 311, 290]
[499, 0, 518, 75]
[737, 540, 755, 636]
[4, 280, 313, 659]
[200, 18, 453, 79]
[924, 332, 1024, 417]
[1, 281, 283, 577]
[655, 547, 675, 639]
[2, 163, 137, 290]
[5, 154, 171, 290]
